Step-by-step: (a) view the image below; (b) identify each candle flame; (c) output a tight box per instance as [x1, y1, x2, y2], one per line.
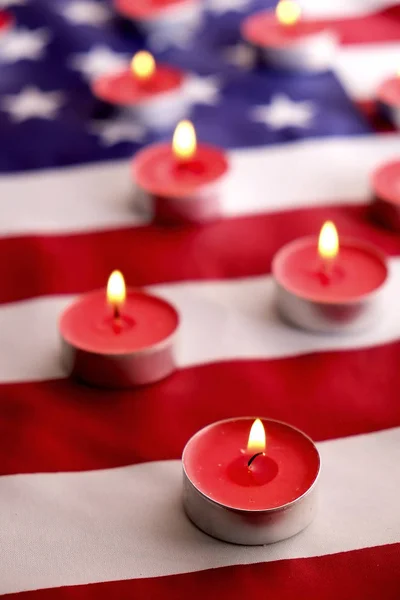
[172, 120, 197, 161]
[107, 270, 126, 308]
[318, 221, 339, 260]
[247, 419, 266, 453]
[276, 0, 301, 26]
[131, 51, 155, 80]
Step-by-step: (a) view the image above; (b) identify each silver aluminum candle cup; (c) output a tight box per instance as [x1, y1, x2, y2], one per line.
[59, 292, 180, 388]
[272, 237, 388, 334]
[119, 86, 190, 130]
[182, 418, 320, 546]
[61, 329, 178, 388]
[275, 283, 385, 334]
[145, 177, 227, 224]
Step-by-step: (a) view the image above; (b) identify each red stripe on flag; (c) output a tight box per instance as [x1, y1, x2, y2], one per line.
[1, 204, 399, 304]
[1, 341, 399, 475]
[2, 543, 399, 600]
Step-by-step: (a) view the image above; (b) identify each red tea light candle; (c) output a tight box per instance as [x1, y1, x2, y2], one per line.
[92, 51, 189, 129]
[371, 159, 400, 232]
[272, 221, 388, 333]
[0, 10, 13, 38]
[241, 0, 337, 72]
[183, 417, 320, 545]
[59, 270, 180, 388]
[114, 0, 202, 37]
[376, 72, 400, 128]
[0, 11, 12, 37]
[132, 120, 229, 224]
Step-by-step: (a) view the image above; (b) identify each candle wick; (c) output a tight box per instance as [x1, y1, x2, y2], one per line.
[247, 452, 264, 468]
[322, 258, 333, 273]
[113, 304, 121, 321]
[319, 257, 336, 284]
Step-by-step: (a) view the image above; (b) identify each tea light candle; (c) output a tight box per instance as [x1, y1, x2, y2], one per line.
[371, 159, 400, 232]
[132, 120, 229, 224]
[241, 0, 337, 71]
[59, 271, 180, 388]
[183, 417, 320, 545]
[376, 73, 400, 128]
[114, 0, 202, 37]
[92, 51, 189, 129]
[272, 221, 388, 333]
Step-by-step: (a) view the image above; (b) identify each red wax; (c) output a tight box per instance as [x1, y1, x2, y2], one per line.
[115, 0, 194, 20]
[372, 160, 400, 207]
[0, 10, 12, 34]
[59, 289, 179, 355]
[133, 143, 228, 198]
[242, 11, 330, 48]
[273, 237, 388, 304]
[93, 66, 185, 106]
[377, 77, 400, 107]
[183, 418, 319, 511]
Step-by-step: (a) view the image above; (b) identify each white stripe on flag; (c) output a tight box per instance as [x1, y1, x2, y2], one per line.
[337, 43, 400, 99]
[1, 259, 400, 383]
[0, 134, 399, 236]
[0, 426, 398, 595]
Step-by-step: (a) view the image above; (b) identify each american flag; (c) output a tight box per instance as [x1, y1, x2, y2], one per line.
[0, 0, 399, 597]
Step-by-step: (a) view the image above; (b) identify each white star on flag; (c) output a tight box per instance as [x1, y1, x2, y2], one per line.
[1, 86, 64, 122]
[0, 28, 50, 62]
[62, 1, 111, 26]
[207, 0, 251, 15]
[70, 45, 129, 80]
[186, 76, 220, 105]
[91, 119, 146, 146]
[251, 94, 315, 129]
